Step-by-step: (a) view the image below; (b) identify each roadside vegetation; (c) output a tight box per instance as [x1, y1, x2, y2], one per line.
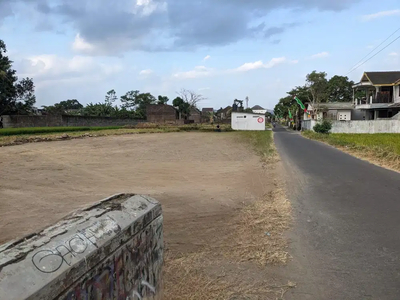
[303, 131, 400, 171]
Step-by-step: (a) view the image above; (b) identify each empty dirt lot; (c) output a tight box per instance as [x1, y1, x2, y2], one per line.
[0, 131, 291, 299]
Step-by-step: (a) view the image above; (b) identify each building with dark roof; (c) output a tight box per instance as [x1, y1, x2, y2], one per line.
[353, 71, 400, 120]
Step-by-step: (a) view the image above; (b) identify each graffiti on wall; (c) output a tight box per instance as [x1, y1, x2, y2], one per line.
[60, 216, 163, 300]
[31, 218, 120, 274]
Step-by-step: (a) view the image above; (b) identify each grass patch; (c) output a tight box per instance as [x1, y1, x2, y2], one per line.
[0, 126, 122, 136]
[303, 131, 400, 171]
[0, 124, 233, 147]
[237, 130, 275, 160]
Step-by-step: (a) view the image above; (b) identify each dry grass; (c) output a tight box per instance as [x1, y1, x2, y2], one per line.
[302, 131, 400, 172]
[230, 183, 292, 266]
[163, 132, 294, 300]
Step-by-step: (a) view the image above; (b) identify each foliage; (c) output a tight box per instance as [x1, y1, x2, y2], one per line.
[157, 95, 169, 104]
[306, 70, 328, 106]
[0, 40, 36, 115]
[120, 90, 156, 119]
[313, 120, 332, 134]
[327, 75, 354, 102]
[42, 99, 83, 115]
[244, 108, 253, 113]
[172, 97, 191, 119]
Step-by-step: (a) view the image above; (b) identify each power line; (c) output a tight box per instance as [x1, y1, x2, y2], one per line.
[346, 34, 400, 75]
[347, 26, 400, 73]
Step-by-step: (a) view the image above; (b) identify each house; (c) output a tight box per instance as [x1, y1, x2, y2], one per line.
[188, 107, 201, 123]
[303, 102, 363, 121]
[251, 105, 267, 114]
[146, 104, 178, 123]
[353, 71, 400, 119]
[215, 106, 232, 120]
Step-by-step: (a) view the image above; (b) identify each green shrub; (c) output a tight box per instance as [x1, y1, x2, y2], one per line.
[313, 120, 332, 134]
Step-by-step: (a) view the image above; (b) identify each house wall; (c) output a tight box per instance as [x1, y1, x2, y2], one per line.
[1, 115, 144, 128]
[146, 104, 177, 123]
[394, 85, 400, 103]
[0, 194, 163, 300]
[337, 110, 351, 121]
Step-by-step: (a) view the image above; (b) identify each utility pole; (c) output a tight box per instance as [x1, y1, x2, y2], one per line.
[245, 96, 249, 109]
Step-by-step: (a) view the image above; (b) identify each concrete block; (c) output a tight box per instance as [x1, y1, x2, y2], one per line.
[0, 194, 163, 300]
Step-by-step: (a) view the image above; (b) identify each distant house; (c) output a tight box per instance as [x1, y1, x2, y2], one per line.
[304, 102, 363, 121]
[188, 107, 201, 123]
[251, 105, 267, 114]
[353, 71, 400, 119]
[202, 108, 214, 114]
[216, 106, 232, 120]
[146, 104, 178, 123]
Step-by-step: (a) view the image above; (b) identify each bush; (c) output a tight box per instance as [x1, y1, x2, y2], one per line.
[313, 120, 332, 134]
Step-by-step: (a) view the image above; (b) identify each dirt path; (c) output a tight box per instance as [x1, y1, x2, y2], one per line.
[0, 132, 291, 299]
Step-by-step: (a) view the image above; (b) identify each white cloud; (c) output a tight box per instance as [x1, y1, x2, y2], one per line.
[309, 52, 329, 59]
[172, 57, 296, 79]
[134, 0, 168, 16]
[139, 69, 153, 76]
[233, 57, 292, 72]
[362, 10, 400, 21]
[389, 52, 398, 56]
[72, 33, 95, 53]
[173, 66, 214, 79]
[17, 54, 123, 87]
[203, 55, 211, 61]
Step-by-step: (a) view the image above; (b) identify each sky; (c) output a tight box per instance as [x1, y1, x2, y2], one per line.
[0, 0, 399, 111]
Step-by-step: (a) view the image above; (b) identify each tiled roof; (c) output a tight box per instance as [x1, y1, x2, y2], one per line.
[363, 72, 400, 85]
[251, 105, 265, 110]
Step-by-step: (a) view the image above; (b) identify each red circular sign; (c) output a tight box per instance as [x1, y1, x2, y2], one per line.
[257, 117, 264, 123]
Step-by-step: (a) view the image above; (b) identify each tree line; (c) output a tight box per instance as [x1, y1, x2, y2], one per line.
[0, 39, 205, 120]
[274, 71, 361, 125]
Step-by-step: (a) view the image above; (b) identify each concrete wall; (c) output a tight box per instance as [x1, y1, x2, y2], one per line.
[302, 119, 400, 133]
[1, 115, 144, 128]
[330, 120, 400, 133]
[0, 194, 163, 300]
[231, 112, 265, 131]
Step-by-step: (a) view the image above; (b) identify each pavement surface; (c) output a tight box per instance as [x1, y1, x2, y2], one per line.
[274, 125, 400, 300]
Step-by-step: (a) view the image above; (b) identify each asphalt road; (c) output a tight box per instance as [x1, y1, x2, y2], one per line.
[274, 126, 400, 300]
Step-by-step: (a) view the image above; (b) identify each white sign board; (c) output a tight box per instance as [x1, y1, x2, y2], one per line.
[231, 112, 265, 131]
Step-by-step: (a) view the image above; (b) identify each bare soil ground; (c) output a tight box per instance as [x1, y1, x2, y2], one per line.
[0, 132, 292, 299]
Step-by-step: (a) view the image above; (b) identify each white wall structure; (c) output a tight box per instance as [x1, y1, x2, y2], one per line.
[302, 119, 400, 133]
[231, 112, 266, 131]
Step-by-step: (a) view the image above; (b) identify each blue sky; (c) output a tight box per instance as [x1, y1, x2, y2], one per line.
[0, 0, 399, 110]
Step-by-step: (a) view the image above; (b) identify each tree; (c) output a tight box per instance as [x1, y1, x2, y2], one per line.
[172, 97, 190, 119]
[0, 39, 36, 115]
[306, 71, 328, 118]
[42, 99, 83, 115]
[105, 89, 118, 105]
[327, 75, 354, 102]
[157, 95, 169, 105]
[120, 90, 156, 119]
[177, 89, 205, 108]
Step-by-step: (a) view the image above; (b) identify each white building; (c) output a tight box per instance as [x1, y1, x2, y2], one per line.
[251, 105, 267, 115]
